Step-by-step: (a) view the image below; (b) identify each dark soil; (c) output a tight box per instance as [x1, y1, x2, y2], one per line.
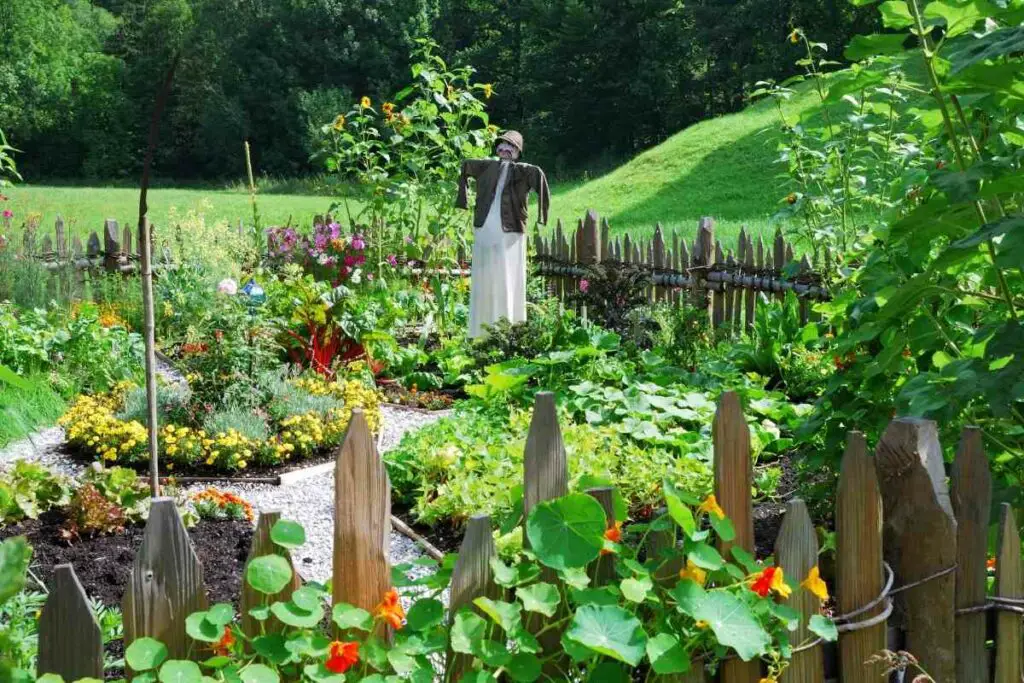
[392, 502, 464, 554]
[0, 509, 253, 606]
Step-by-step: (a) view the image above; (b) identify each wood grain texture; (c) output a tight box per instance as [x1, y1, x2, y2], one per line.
[38, 564, 103, 681]
[123, 498, 208, 662]
[587, 487, 617, 586]
[333, 409, 392, 626]
[240, 510, 302, 642]
[579, 209, 599, 265]
[523, 392, 568, 520]
[447, 515, 498, 681]
[876, 418, 956, 683]
[950, 427, 991, 683]
[714, 391, 759, 683]
[836, 432, 886, 683]
[713, 240, 725, 326]
[775, 500, 823, 683]
[744, 234, 755, 333]
[994, 503, 1022, 683]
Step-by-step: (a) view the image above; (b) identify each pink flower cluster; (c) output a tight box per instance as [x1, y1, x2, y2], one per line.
[266, 222, 369, 285]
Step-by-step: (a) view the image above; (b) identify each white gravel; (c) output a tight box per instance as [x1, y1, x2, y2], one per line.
[0, 426, 84, 478]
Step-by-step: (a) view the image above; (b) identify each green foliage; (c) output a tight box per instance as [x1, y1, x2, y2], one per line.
[117, 382, 192, 426]
[64, 483, 127, 539]
[81, 465, 150, 524]
[202, 406, 271, 443]
[0, 373, 65, 449]
[0, 536, 33, 680]
[0, 461, 73, 525]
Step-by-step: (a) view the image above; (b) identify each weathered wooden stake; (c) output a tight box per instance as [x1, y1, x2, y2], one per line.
[776, 500, 823, 683]
[993, 503, 1022, 683]
[241, 510, 302, 641]
[38, 564, 103, 681]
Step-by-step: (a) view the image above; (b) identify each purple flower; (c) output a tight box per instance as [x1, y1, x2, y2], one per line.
[367, 273, 375, 281]
[2, 209, 12, 219]
[579, 279, 590, 293]
[404, 235, 414, 245]
[351, 234, 366, 251]
[387, 254, 398, 267]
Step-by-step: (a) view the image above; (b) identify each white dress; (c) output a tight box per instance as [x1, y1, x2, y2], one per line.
[468, 161, 527, 338]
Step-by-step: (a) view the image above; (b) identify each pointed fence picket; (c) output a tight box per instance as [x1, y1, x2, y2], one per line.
[32, 393, 1023, 683]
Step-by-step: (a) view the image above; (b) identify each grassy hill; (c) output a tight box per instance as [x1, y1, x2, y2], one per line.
[549, 85, 822, 245]
[3, 85, 819, 246]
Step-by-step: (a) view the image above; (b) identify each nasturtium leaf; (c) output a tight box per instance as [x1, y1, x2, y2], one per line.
[405, 598, 445, 631]
[646, 633, 692, 675]
[291, 587, 321, 612]
[663, 481, 696, 538]
[450, 611, 487, 654]
[206, 603, 234, 626]
[565, 604, 648, 666]
[270, 600, 324, 628]
[185, 613, 222, 643]
[301, 664, 345, 683]
[516, 582, 560, 617]
[686, 542, 725, 571]
[506, 653, 542, 682]
[125, 638, 168, 672]
[571, 587, 620, 606]
[252, 634, 290, 664]
[478, 640, 512, 667]
[0, 536, 31, 603]
[512, 626, 541, 654]
[670, 579, 706, 616]
[526, 493, 607, 570]
[692, 593, 771, 661]
[561, 632, 594, 662]
[37, 675, 64, 683]
[386, 650, 418, 676]
[270, 519, 306, 549]
[248, 605, 271, 621]
[201, 657, 231, 669]
[844, 34, 908, 60]
[587, 662, 630, 683]
[730, 547, 759, 574]
[239, 664, 279, 683]
[473, 596, 522, 632]
[559, 566, 592, 590]
[620, 576, 653, 604]
[490, 557, 517, 586]
[332, 603, 373, 631]
[246, 555, 293, 595]
[158, 660, 202, 683]
[809, 615, 839, 641]
[709, 514, 735, 542]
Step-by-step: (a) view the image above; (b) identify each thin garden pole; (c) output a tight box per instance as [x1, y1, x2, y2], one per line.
[139, 216, 160, 496]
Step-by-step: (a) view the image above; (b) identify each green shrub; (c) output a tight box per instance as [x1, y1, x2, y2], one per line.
[0, 374, 65, 447]
[117, 382, 191, 425]
[203, 406, 271, 443]
[0, 461, 74, 525]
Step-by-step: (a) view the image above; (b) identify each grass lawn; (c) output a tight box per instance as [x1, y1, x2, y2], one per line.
[4, 84, 819, 250]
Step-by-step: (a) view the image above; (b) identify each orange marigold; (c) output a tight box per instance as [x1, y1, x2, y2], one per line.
[375, 589, 405, 630]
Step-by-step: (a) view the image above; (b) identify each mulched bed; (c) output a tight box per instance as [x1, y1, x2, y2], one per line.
[0, 510, 253, 606]
[392, 502, 464, 555]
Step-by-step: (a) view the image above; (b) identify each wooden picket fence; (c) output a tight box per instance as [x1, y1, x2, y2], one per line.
[535, 210, 830, 332]
[3, 215, 173, 275]
[32, 398, 1023, 683]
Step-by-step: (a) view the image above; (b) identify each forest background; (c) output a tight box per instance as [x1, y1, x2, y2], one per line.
[0, 0, 877, 183]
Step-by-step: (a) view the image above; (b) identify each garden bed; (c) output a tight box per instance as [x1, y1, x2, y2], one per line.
[0, 511, 252, 606]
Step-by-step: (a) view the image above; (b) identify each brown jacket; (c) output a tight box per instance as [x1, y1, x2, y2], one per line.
[456, 159, 550, 233]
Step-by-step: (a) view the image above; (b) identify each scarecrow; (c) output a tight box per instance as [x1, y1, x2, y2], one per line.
[456, 130, 550, 338]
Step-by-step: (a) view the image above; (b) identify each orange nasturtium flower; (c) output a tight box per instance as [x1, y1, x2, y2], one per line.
[697, 494, 725, 520]
[360, 96, 371, 109]
[375, 589, 406, 630]
[751, 566, 792, 599]
[801, 565, 829, 601]
[601, 521, 623, 555]
[213, 626, 235, 656]
[986, 557, 996, 571]
[325, 640, 360, 673]
[679, 559, 708, 586]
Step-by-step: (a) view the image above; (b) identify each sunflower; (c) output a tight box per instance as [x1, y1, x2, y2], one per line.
[332, 114, 346, 131]
[360, 96, 371, 109]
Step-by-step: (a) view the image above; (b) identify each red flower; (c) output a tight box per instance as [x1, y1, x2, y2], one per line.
[375, 589, 405, 630]
[601, 521, 623, 555]
[325, 640, 360, 673]
[213, 626, 235, 656]
[750, 566, 791, 598]
[214, 330, 224, 342]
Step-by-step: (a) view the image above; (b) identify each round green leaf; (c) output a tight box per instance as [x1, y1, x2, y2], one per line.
[206, 603, 234, 626]
[36, 675, 64, 683]
[809, 615, 839, 642]
[248, 605, 271, 621]
[646, 633, 691, 675]
[246, 555, 293, 595]
[332, 603, 373, 632]
[125, 638, 168, 672]
[692, 592, 770, 661]
[587, 662, 629, 682]
[291, 586, 321, 612]
[270, 520, 306, 549]
[566, 604, 648, 666]
[525, 494, 607, 571]
[506, 652, 541, 682]
[158, 660, 201, 683]
[252, 634, 290, 665]
[515, 582, 560, 617]
[239, 664, 280, 683]
[185, 613, 222, 643]
[686, 542, 725, 571]
[405, 598, 445, 631]
[620, 577, 652, 604]
[451, 611, 487, 654]
[472, 596, 523, 632]
[270, 600, 324, 628]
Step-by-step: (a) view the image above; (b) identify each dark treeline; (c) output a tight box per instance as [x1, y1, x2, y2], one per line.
[0, 0, 875, 181]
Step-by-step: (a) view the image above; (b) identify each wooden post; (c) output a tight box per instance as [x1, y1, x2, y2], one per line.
[86, 231, 101, 261]
[836, 432, 886, 683]
[447, 515, 498, 681]
[333, 409, 392, 631]
[587, 487, 616, 586]
[123, 223, 133, 260]
[876, 418, 956, 683]
[775, 500, 823, 683]
[993, 503, 1022, 683]
[55, 216, 66, 258]
[744, 234, 755, 334]
[653, 225, 666, 302]
[241, 511, 301, 641]
[951, 427, 991, 683]
[580, 210, 600, 265]
[103, 219, 121, 272]
[724, 251, 735, 334]
[123, 498, 208, 662]
[714, 391, 758, 683]
[692, 218, 714, 325]
[38, 564, 103, 681]
[712, 240, 725, 327]
[138, 217, 160, 496]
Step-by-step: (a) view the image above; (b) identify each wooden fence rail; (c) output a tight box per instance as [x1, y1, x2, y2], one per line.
[4, 215, 173, 275]
[33, 396, 1022, 683]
